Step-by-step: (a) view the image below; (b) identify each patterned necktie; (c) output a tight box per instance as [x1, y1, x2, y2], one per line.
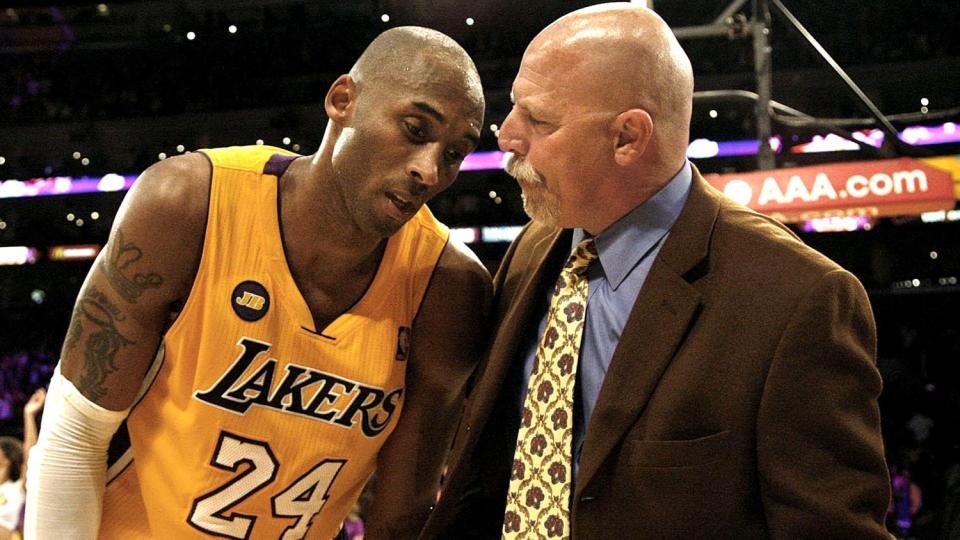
[503, 238, 598, 540]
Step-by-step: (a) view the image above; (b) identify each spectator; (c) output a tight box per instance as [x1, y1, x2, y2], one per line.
[21, 389, 46, 479]
[0, 437, 24, 539]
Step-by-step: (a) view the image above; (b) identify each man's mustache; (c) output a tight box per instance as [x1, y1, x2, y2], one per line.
[505, 154, 544, 185]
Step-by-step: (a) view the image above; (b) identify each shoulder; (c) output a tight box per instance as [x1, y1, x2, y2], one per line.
[688, 174, 839, 280]
[410, 236, 491, 372]
[675, 174, 860, 310]
[693, 199, 869, 323]
[714, 202, 840, 277]
[117, 152, 211, 227]
[431, 236, 493, 307]
[412, 235, 492, 346]
[108, 153, 212, 299]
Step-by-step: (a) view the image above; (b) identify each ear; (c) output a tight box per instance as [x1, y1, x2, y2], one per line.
[324, 74, 357, 123]
[612, 109, 653, 166]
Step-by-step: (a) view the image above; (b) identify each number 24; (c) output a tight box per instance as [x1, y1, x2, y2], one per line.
[188, 431, 345, 540]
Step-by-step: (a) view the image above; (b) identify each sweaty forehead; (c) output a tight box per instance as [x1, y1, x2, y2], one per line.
[388, 85, 484, 142]
[415, 85, 484, 134]
[392, 57, 483, 115]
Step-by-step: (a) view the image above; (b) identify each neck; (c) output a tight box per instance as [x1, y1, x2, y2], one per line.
[283, 155, 384, 267]
[583, 158, 683, 235]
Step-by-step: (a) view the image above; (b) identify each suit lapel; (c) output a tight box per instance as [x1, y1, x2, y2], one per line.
[460, 225, 570, 451]
[574, 269, 701, 491]
[575, 170, 723, 495]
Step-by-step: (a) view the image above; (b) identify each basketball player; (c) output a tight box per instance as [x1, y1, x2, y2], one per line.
[25, 26, 490, 540]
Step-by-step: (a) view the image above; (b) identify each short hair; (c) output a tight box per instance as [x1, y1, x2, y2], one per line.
[0, 436, 23, 482]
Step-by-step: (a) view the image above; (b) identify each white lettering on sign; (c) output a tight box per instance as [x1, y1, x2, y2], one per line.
[784, 175, 811, 203]
[810, 173, 838, 200]
[847, 175, 869, 198]
[893, 169, 927, 193]
[733, 168, 930, 206]
[872, 173, 893, 196]
[758, 177, 784, 205]
[845, 169, 928, 199]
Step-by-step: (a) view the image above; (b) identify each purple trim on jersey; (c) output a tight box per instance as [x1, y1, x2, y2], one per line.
[263, 153, 299, 177]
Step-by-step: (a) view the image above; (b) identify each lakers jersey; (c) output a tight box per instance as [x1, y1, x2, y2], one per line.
[99, 145, 449, 539]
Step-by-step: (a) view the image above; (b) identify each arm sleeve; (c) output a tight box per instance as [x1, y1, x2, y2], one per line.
[757, 269, 892, 539]
[24, 367, 128, 540]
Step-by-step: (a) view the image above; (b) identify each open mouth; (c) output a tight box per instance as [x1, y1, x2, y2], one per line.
[385, 191, 417, 219]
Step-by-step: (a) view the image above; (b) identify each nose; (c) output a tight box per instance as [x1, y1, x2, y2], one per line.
[406, 145, 440, 190]
[497, 108, 529, 156]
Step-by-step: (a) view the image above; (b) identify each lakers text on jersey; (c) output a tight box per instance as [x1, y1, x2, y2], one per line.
[98, 146, 448, 540]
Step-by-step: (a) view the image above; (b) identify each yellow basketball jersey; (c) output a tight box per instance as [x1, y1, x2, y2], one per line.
[99, 145, 448, 539]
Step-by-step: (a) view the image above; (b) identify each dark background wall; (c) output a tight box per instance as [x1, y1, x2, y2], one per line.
[1, 2, 958, 536]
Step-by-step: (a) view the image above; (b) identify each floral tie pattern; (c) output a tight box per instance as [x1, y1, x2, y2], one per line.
[503, 238, 598, 540]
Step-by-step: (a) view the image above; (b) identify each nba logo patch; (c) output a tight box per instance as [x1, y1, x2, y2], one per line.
[395, 327, 411, 362]
[231, 281, 270, 322]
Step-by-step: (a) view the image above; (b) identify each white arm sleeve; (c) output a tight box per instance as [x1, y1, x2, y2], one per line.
[24, 367, 128, 540]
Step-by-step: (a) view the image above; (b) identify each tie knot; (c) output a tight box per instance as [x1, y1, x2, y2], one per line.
[563, 238, 598, 276]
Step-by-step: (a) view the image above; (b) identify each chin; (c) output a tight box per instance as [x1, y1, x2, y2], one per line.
[524, 209, 559, 229]
[368, 216, 406, 238]
[521, 193, 560, 228]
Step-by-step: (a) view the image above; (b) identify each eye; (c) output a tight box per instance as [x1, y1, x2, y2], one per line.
[404, 119, 427, 140]
[527, 113, 543, 124]
[444, 148, 466, 164]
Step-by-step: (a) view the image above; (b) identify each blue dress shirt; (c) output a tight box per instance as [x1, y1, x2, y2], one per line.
[517, 162, 693, 480]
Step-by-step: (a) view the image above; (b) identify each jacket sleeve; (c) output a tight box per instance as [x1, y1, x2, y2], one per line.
[757, 268, 892, 539]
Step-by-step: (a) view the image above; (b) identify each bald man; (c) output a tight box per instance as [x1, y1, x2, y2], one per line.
[26, 27, 490, 539]
[422, 4, 890, 539]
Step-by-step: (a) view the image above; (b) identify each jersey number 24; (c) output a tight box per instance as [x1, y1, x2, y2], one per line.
[188, 431, 345, 540]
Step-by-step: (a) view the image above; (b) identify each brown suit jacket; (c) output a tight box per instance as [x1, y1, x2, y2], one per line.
[421, 170, 891, 539]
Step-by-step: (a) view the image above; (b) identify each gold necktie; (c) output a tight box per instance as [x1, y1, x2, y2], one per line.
[503, 238, 598, 540]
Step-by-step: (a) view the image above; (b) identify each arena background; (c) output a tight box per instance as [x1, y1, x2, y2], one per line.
[1, 2, 958, 537]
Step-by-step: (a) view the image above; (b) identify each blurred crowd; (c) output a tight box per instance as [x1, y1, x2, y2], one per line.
[873, 292, 960, 539]
[2, 1, 958, 125]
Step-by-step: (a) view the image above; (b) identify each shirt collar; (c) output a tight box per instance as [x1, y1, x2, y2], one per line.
[571, 161, 693, 290]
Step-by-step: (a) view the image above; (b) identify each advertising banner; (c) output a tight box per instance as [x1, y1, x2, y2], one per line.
[704, 157, 957, 223]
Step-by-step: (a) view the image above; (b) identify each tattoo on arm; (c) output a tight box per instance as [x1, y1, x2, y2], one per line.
[62, 304, 84, 354]
[99, 228, 163, 303]
[71, 286, 136, 402]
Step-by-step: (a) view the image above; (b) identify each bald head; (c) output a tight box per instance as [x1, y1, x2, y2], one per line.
[350, 26, 484, 113]
[526, 3, 694, 163]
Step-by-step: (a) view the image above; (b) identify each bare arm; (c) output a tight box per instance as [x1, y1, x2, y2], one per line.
[25, 153, 210, 538]
[363, 238, 493, 540]
[20, 388, 46, 480]
[59, 153, 210, 409]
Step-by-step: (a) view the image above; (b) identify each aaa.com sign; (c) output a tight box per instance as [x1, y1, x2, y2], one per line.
[705, 158, 956, 223]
